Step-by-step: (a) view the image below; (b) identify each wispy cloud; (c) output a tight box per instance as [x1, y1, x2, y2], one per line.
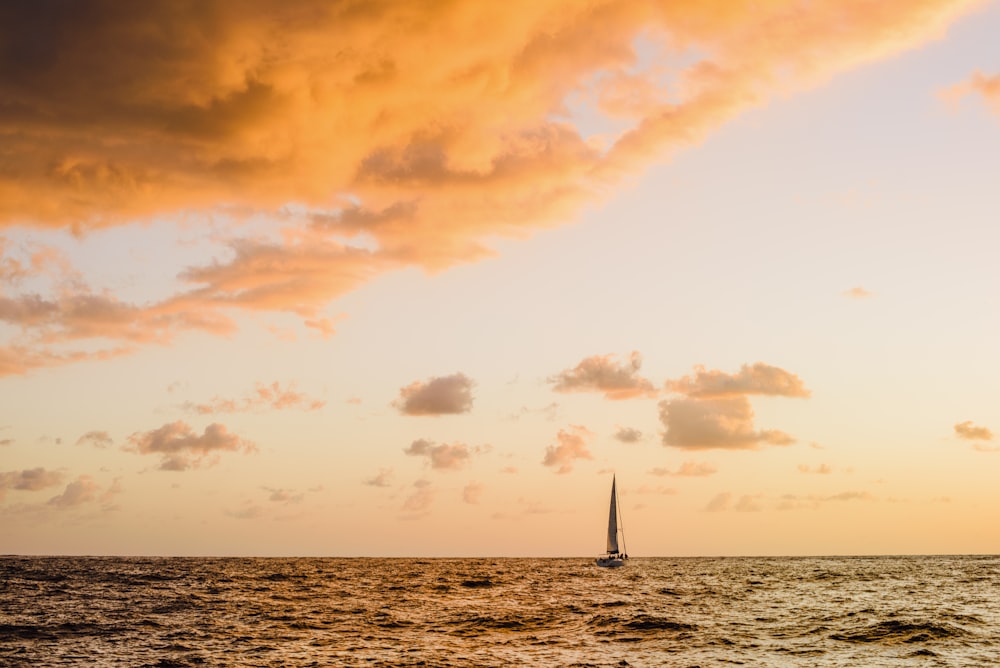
[364, 468, 393, 488]
[0, 467, 64, 500]
[649, 461, 717, 477]
[667, 363, 810, 399]
[463, 483, 484, 505]
[402, 480, 434, 515]
[942, 70, 1000, 114]
[843, 286, 875, 299]
[393, 373, 474, 416]
[184, 381, 325, 414]
[404, 439, 483, 471]
[798, 464, 833, 474]
[47, 475, 101, 509]
[549, 351, 657, 400]
[76, 430, 113, 449]
[542, 425, 593, 474]
[125, 421, 256, 471]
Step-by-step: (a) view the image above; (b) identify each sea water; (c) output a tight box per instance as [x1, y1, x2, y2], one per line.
[2, 555, 998, 666]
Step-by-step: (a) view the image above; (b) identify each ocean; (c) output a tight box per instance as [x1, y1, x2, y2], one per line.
[1, 555, 998, 666]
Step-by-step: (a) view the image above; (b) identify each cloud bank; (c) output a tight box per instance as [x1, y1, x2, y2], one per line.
[0, 0, 981, 375]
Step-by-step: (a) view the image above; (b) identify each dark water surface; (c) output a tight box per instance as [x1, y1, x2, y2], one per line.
[2, 555, 999, 666]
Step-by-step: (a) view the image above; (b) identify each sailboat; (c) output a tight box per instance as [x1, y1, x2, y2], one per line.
[595, 475, 628, 568]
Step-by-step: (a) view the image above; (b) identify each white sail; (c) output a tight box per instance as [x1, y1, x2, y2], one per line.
[606, 476, 619, 554]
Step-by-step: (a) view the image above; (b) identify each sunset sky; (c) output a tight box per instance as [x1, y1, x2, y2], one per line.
[2, 0, 1000, 557]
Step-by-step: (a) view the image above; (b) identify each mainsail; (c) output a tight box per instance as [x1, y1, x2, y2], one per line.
[606, 476, 619, 554]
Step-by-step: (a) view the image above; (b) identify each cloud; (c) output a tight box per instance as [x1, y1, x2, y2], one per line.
[659, 396, 795, 451]
[125, 421, 255, 470]
[393, 373, 474, 416]
[667, 363, 810, 399]
[0, 1, 984, 375]
[954, 420, 993, 442]
[660, 362, 807, 451]
[613, 426, 644, 443]
[649, 461, 717, 477]
[463, 483, 484, 504]
[942, 70, 1000, 114]
[76, 430, 113, 449]
[542, 425, 593, 474]
[184, 381, 325, 414]
[47, 475, 100, 508]
[548, 351, 657, 400]
[843, 286, 875, 299]
[263, 487, 303, 504]
[402, 480, 434, 514]
[0, 438, 12, 447]
[364, 468, 393, 488]
[705, 492, 732, 512]
[227, 505, 265, 520]
[0, 467, 64, 499]
[798, 463, 833, 474]
[404, 439, 475, 471]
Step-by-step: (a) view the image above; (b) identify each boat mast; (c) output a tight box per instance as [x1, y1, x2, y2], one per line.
[616, 480, 627, 557]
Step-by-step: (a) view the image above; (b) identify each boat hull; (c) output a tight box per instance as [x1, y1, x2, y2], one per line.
[595, 557, 626, 568]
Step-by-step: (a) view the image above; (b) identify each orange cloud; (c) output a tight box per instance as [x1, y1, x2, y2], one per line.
[394, 373, 474, 416]
[185, 381, 325, 414]
[404, 439, 476, 471]
[954, 420, 994, 442]
[542, 425, 594, 473]
[668, 363, 810, 398]
[649, 461, 718, 477]
[125, 421, 255, 471]
[364, 468, 393, 488]
[843, 286, 874, 299]
[942, 70, 1000, 114]
[463, 483, 484, 505]
[76, 431, 113, 449]
[47, 475, 101, 509]
[660, 396, 795, 451]
[549, 351, 657, 400]
[402, 479, 434, 514]
[0, 467, 64, 499]
[0, 0, 982, 374]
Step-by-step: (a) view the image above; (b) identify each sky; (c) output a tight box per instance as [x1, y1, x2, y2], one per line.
[2, 0, 1000, 557]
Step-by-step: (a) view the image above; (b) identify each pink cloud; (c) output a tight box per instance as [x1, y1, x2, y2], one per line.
[125, 421, 255, 470]
[613, 426, 644, 444]
[76, 430, 113, 449]
[185, 381, 325, 414]
[649, 461, 718, 477]
[404, 439, 476, 471]
[549, 351, 657, 400]
[47, 475, 100, 508]
[463, 483, 484, 504]
[0, 467, 64, 499]
[394, 373, 474, 416]
[542, 425, 594, 474]
[668, 363, 810, 399]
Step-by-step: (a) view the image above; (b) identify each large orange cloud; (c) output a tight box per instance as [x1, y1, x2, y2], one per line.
[0, 0, 983, 373]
